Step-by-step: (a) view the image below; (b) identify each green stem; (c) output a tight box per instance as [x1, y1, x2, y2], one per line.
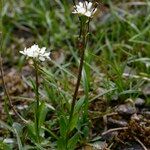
[83, 19, 91, 124]
[34, 60, 40, 143]
[66, 17, 90, 149]
[68, 18, 87, 130]
[69, 39, 86, 124]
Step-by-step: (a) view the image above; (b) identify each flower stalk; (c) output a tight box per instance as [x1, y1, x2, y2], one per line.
[68, 0, 97, 135]
[69, 47, 85, 119]
[34, 60, 40, 143]
[20, 44, 50, 142]
[69, 16, 89, 130]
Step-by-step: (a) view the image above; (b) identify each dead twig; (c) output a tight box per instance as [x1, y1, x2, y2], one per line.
[134, 136, 148, 150]
[106, 142, 114, 150]
[102, 127, 128, 136]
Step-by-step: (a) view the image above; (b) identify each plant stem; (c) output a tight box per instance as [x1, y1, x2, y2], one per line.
[69, 45, 85, 121]
[69, 21, 87, 126]
[34, 60, 40, 143]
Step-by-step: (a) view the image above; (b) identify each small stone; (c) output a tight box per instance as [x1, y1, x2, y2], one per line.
[131, 114, 140, 121]
[92, 141, 107, 150]
[135, 98, 145, 107]
[117, 104, 136, 116]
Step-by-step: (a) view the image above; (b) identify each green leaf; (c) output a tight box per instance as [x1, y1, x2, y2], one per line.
[41, 126, 58, 140]
[27, 122, 36, 142]
[59, 115, 67, 137]
[74, 96, 85, 112]
[82, 66, 90, 97]
[38, 101, 48, 127]
[69, 113, 79, 133]
[67, 133, 79, 150]
[57, 137, 67, 150]
[12, 123, 23, 150]
[82, 125, 89, 139]
[0, 120, 14, 133]
[0, 141, 11, 150]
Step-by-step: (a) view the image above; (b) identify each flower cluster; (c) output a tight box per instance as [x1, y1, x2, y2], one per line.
[72, 1, 97, 18]
[20, 44, 50, 61]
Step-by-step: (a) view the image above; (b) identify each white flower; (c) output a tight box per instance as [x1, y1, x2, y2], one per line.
[20, 44, 50, 61]
[72, 1, 97, 18]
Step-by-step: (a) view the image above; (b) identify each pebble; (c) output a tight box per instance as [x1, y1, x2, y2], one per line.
[135, 98, 145, 107]
[117, 104, 136, 116]
[131, 114, 140, 121]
